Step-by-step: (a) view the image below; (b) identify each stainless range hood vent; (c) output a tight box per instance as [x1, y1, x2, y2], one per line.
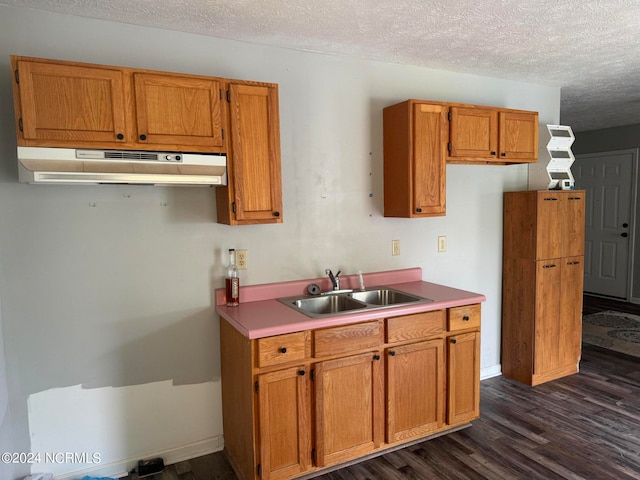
[17, 147, 227, 186]
[102, 151, 160, 161]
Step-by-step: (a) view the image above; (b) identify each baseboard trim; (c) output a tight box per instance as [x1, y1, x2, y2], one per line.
[481, 364, 502, 380]
[54, 435, 224, 480]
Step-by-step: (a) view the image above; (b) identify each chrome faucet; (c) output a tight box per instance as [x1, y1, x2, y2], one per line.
[325, 269, 341, 291]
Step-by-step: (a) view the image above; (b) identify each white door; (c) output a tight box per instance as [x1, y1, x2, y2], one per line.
[573, 149, 636, 299]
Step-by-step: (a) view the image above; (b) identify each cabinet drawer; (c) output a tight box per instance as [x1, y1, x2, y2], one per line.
[256, 331, 311, 368]
[448, 304, 481, 331]
[386, 310, 445, 343]
[314, 320, 383, 358]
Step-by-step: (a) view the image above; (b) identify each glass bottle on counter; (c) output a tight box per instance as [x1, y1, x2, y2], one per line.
[226, 248, 240, 306]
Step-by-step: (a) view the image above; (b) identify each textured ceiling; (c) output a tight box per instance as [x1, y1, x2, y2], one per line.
[4, 0, 640, 132]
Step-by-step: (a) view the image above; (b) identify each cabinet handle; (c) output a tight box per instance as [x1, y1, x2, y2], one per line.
[451, 338, 457, 344]
[139, 134, 147, 141]
[543, 198, 559, 201]
[490, 151, 496, 156]
[416, 208, 423, 213]
[279, 347, 287, 354]
[623, 223, 629, 228]
[298, 370, 306, 376]
[373, 354, 380, 361]
[567, 261, 581, 265]
[116, 133, 124, 140]
[389, 351, 396, 357]
[568, 197, 582, 200]
[273, 211, 280, 217]
[543, 264, 557, 269]
[622, 232, 629, 238]
[501, 152, 506, 157]
[463, 315, 470, 321]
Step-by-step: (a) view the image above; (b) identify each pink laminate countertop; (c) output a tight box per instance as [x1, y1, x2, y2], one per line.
[215, 268, 486, 339]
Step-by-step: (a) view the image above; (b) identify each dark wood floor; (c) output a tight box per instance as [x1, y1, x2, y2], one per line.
[583, 293, 640, 316]
[128, 295, 640, 480]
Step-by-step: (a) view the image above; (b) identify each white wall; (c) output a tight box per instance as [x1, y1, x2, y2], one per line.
[0, 5, 561, 479]
[0, 295, 15, 480]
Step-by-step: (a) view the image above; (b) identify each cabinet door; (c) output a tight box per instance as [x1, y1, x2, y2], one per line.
[14, 59, 128, 144]
[315, 352, 383, 467]
[133, 73, 223, 149]
[536, 192, 563, 260]
[387, 340, 444, 443]
[559, 257, 584, 370]
[447, 332, 480, 425]
[258, 367, 311, 480]
[412, 103, 447, 216]
[562, 192, 586, 257]
[227, 83, 283, 223]
[498, 111, 538, 162]
[449, 106, 498, 159]
[534, 259, 562, 375]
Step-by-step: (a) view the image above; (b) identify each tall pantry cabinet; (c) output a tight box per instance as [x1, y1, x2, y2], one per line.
[501, 190, 586, 386]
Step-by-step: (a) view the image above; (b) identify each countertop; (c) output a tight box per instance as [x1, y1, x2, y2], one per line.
[215, 268, 486, 339]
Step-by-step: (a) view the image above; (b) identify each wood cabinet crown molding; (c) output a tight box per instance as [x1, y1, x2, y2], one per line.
[10, 55, 283, 226]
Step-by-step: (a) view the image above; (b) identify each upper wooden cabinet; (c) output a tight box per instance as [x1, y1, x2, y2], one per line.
[448, 106, 498, 159]
[216, 82, 283, 225]
[448, 106, 538, 163]
[11, 56, 225, 153]
[12, 60, 128, 144]
[383, 99, 539, 217]
[132, 72, 223, 148]
[383, 101, 447, 218]
[498, 111, 539, 162]
[11, 56, 284, 226]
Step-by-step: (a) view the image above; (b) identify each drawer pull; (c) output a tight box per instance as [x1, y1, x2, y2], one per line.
[543, 264, 557, 269]
[463, 315, 470, 321]
[543, 197, 559, 201]
[567, 261, 581, 265]
[373, 354, 381, 361]
[389, 351, 396, 357]
[298, 370, 306, 376]
[451, 338, 457, 344]
[279, 347, 287, 354]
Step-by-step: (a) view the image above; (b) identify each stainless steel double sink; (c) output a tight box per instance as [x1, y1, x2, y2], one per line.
[278, 287, 432, 318]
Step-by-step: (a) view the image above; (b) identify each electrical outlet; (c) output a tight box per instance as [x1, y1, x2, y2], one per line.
[392, 239, 400, 256]
[236, 249, 248, 270]
[438, 236, 447, 253]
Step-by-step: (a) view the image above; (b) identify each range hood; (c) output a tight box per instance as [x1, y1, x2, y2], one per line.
[17, 147, 227, 186]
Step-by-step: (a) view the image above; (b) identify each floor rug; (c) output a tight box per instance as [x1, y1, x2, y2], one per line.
[582, 310, 640, 358]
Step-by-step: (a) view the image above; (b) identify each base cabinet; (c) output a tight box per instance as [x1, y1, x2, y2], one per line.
[447, 331, 480, 424]
[386, 339, 445, 442]
[257, 367, 311, 480]
[315, 352, 384, 467]
[221, 304, 481, 480]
